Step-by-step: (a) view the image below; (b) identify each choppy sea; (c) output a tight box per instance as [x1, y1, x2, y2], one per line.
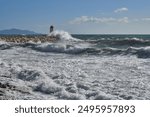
[0, 31, 150, 100]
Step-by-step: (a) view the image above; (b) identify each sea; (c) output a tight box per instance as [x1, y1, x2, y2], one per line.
[0, 30, 150, 100]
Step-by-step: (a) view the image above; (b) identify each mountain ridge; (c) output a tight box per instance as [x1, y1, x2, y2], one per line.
[0, 28, 38, 35]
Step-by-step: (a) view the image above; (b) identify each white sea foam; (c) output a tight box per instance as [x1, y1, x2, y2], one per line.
[48, 30, 80, 41]
[1, 45, 150, 100]
[1, 33, 150, 100]
[26, 30, 90, 54]
[34, 42, 90, 54]
[29, 30, 88, 53]
[0, 41, 12, 50]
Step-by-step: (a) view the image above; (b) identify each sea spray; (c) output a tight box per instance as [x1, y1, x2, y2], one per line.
[48, 30, 74, 41]
[48, 30, 81, 41]
[31, 30, 91, 54]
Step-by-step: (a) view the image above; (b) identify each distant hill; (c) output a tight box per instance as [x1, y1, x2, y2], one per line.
[0, 28, 38, 35]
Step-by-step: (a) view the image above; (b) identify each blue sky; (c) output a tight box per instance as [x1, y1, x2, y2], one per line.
[0, 0, 150, 34]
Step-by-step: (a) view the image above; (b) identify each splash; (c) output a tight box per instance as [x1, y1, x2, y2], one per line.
[32, 30, 90, 54]
[48, 30, 80, 41]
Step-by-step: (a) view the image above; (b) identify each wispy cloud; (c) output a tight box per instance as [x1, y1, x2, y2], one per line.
[118, 17, 129, 23]
[70, 16, 129, 24]
[142, 18, 150, 21]
[131, 17, 150, 22]
[114, 7, 128, 13]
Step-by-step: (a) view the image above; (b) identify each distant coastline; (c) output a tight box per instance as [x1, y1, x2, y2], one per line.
[0, 28, 39, 35]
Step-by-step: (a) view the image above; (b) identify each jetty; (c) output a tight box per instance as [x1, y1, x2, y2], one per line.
[0, 35, 57, 43]
[0, 26, 57, 43]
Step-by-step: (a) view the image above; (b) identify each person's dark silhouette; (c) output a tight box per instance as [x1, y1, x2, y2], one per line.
[50, 25, 54, 33]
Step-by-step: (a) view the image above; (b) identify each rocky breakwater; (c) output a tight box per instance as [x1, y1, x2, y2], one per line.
[0, 35, 57, 43]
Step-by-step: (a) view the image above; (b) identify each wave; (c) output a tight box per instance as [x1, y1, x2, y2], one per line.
[29, 30, 91, 54]
[1, 40, 150, 58]
[0, 41, 12, 50]
[88, 37, 150, 47]
[134, 46, 150, 58]
[1, 31, 150, 58]
[33, 43, 89, 54]
[48, 30, 81, 42]
[27, 41, 150, 58]
[4, 62, 87, 99]
[93, 46, 150, 58]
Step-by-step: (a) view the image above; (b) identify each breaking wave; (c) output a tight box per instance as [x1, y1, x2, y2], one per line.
[0, 41, 12, 50]
[33, 42, 90, 54]
[48, 30, 81, 41]
[1, 32, 150, 100]
[16, 42, 150, 58]
[1, 31, 150, 58]
[88, 37, 150, 47]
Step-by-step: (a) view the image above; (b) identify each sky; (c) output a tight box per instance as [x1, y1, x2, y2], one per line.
[0, 0, 150, 34]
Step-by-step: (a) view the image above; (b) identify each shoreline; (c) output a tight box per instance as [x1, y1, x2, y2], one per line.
[0, 35, 58, 43]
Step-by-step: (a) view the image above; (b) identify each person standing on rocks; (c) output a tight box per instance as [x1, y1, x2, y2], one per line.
[50, 25, 54, 33]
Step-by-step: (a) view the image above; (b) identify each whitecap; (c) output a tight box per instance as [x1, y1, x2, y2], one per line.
[48, 30, 81, 42]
